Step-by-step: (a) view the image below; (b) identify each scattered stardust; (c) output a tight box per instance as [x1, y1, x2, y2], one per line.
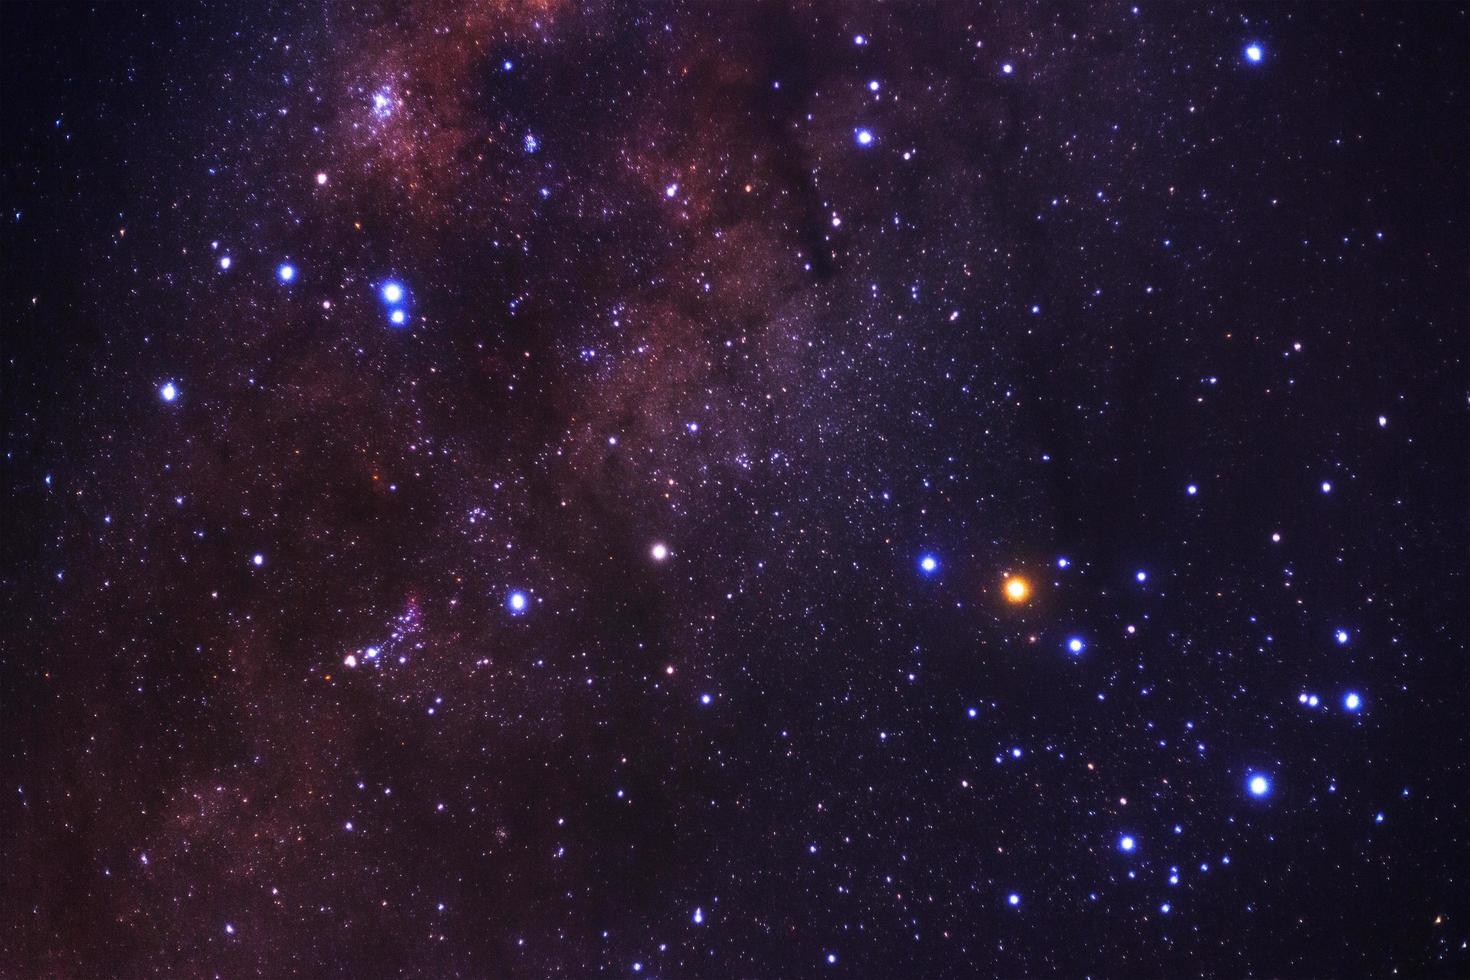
[6, 9, 1460, 977]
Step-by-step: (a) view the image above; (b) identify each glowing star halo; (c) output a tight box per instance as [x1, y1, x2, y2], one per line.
[1003, 576, 1031, 604]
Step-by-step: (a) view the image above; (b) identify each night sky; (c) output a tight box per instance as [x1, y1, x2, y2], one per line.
[3, 2, 1468, 977]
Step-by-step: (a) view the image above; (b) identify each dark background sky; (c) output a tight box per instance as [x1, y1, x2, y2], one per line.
[3, 2, 1467, 977]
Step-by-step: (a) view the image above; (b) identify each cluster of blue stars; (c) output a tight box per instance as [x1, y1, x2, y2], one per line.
[380, 280, 410, 327]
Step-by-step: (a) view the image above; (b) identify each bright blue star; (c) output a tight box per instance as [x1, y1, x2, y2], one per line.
[1186, 483, 1198, 495]
[1160, 902, 1172, 914]
[277, 263, 296, 283]
[1056, 557, 1069, 568]
[855, 128, 874, 147]
[381, 281, 404, 304]
[1245, 43, 1264, 64]
[1135, 570, 1147, 582]
[1321, 480, 1333, 494]
[523, 132, 539, 153]
[1119, 834, 1136, 852]
[159, 382, 178, 403]
[507, 590, 529, 614]
[918, 553, 939, 575]
[1335, 629, 1350, 645]
[1248, 773, 1271, 797]
[1067, 637, 1085, 655]
[390, 309, 406, 326]
[1007, 893, 1020, 907]
[1343, 692, 1362, 711]
[218, 256, 231, 270]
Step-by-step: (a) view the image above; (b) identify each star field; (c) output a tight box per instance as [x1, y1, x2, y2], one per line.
[2, 2, 1468, 977]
